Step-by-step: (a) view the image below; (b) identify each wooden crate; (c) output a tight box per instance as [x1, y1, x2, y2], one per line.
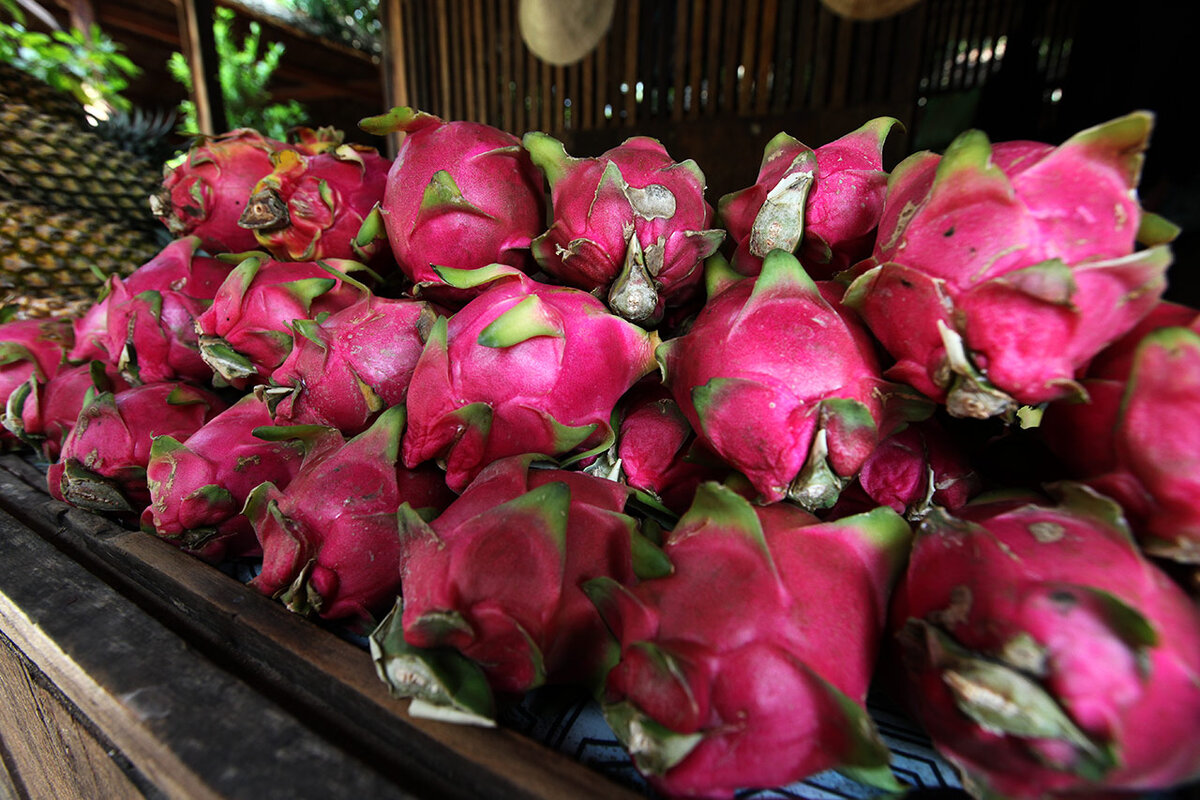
[0, 454, 639, 799]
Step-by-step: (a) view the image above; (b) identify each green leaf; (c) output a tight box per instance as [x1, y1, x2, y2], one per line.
[477, 295, 565, 347]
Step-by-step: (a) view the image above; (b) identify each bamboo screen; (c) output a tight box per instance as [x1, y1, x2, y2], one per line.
[389, 0, 1081, 136]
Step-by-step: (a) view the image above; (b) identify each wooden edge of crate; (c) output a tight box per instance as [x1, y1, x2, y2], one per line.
[0, 455, 641, 800]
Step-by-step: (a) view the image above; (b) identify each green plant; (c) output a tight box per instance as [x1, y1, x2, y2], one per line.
[167, 6, 306, 139]
[0, 0, 139, 112]
[284, 0, 381, 52]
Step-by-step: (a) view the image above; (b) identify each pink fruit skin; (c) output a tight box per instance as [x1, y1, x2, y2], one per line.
[152, 129, 286, 253]
[615, 382, 727, 514]
[400, 455, 647, 693]
[141, 394, 306, 561]
[247, 407, 454, 620]
[69, 237, 233, 365]
[47, 382, 227, 514]
[7, 362, 130, 461]
[242, 145, 392, 264]
[267, 295, 441, 435]
[720, 118, 897, 279]
[657, 251, 883, 506]
[1043, 306, 1200, 561]
[194, 255, 368, 387]
[361, 108, 545, 298]
[844, 113, 1170, 414]
[524, 134, 724, 313]
[592, 483, 911, 798]
[891, 489, 1200, 799]
[1, 318, 73, 445]
[403, 271, 659, 493]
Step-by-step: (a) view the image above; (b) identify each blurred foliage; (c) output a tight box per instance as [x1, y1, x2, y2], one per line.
[168, 5, 306, 138]
[0, 0, 139, 112]
[283, 0, 381, 54]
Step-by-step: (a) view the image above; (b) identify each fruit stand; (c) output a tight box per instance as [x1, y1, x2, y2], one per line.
[3, 0, 1199, 799]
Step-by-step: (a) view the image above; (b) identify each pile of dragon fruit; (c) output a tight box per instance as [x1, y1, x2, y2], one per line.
[2, 106, 1198, 799]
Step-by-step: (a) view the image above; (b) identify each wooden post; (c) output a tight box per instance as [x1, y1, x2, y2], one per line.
[177, 0, 226, 135]
[380, 0, 410, 156]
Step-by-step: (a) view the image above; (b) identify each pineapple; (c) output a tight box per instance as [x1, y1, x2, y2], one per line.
[0, 63, 170, 319]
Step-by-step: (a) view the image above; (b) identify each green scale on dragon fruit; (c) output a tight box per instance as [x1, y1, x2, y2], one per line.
[358, 107, 546, 305]
[718, 117, 898, 280]
[193, 252, 371, 389]
[141, 393, 308, 563]
[370, 454, 671, 725]
[582, 482, 913, 799]
[1042, 301, 1200, 563]
[889, 483, 1200, 800]
[522, 132, 725, 327]
[236, 140, 393, 268]
[656, 249, 886, 510]
[261, 293, 443, 436]
[47, 381, 227, 518]
[843, 111, 1178, 421]
[245, 405, 455, 622]
[401, 263, 659, 494]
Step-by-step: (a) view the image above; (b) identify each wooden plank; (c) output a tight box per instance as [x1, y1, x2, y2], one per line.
[500, 0, 515, 132]
[597, 4, 614, 126]
[703, 0, 723, 115]
[737, 0, 761, 114]
[810, 1, 834, 108]
[582, 46, 596, 129]
[0, 636, 144, 800]
[176, 0, 225, 134]
[436, 0, 453, 117]
[473, 0, 489, 123]
[870, 16, 896, 103]
[460, 0, 477, 120]
[891, 0, 928, 107]
[772, 0, 799, 111]
[829, 12, 855, 109]
[795, 0, 818, 107]
[380, 0, 409, 156]
[623, 0, 640, 124]
[0, 505, 412, 800]
[754, 0, 779, 115]
[555, 64, 566, 131]
[686, 0, 706, 119]
[718, 0, 742, 112]
[672, 0, 690, 120]
[0, 458, 637, 800]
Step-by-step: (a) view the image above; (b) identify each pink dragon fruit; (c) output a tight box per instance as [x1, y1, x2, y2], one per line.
[1042, 305, 1200, 562]
[1, 316, 72, 406]
[237, 144, 392, 266]
[402, 265, 660, 493]
[844, 112, 1173, 419]
[657, 250, 885, 508]
[370, 454, 669, 722]
[586, 381, 729, 515]
[151, 128, 287, 253]
[262, 294, 441, 435]
[523, 133, 725, 325]
[890, 484, 1200, 799]
[141, 394, 308, 561]
[358, 107, 545, 301]
[719, 117, 898, 279]
[585, 481, 911, 798]
[194, 254, 369, 388]
[4, 361, 130, 461]
[67, 236, 233, 365]
[246, 406, 455, 620]
[48, 381, 226, 515]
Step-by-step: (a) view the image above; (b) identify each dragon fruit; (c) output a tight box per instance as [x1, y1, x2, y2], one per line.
[890, 484, 1200, 799]
[262, 294, 441, 435]
[1042, 305, 1200, 562]
[402, 265, 660, 493]
[67, 237, 233, 365]
[151, 128, 287, 253]
[844, 112, 1173, 419]
[657, 250, 885, 508]
[237, 144, 392, 266]
[523, 133, 725, 325]
[1, 317, 72, 409]
[4, 361, 130, 461]
[47, 381, 226, 515]
[358, 107, 545, 300]
[141, 394, 307, 561]
[194, 254, 369, 388]
[371, 454, 669, 722]
[719, 117, 898, 279]
[585, 482, 911, 798]
[246, 406, 455, 621]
